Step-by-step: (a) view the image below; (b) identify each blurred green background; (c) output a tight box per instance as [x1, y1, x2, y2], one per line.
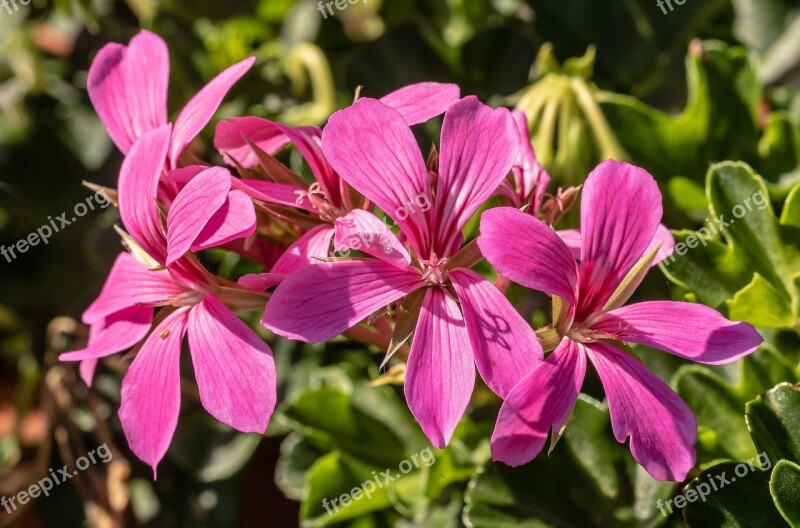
[2, 0, 800, 526]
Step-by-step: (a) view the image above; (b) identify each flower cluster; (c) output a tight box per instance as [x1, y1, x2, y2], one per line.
[63, 30, 762, 481]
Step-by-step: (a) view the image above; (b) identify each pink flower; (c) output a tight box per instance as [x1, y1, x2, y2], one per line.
[478, 160, 763, 481]
[494, 110, 550, 212]
[60, 126, 275, 476]
[88, 29, 254, 168]
[261, 96, 543, 447]
[212, 83, 461, 279]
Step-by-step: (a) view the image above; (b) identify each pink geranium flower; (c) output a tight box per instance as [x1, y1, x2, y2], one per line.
[88, 29, 254, 168]
[261, 96, 543, 447]
[211, 83, 461, 284]
[478, 160, 763, 481]
[60, 126, 275, 475]
[494, 110, 550, 212]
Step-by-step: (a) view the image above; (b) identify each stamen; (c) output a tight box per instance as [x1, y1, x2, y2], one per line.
[419, 252, 448, 285]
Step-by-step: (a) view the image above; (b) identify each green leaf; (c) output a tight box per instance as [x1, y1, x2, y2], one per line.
[283, 386, 411, 467]
[463, 397, 671, 528]
[727, 273, 795, 328]
[275, 433, 325, 500]
[683, 461, 785, 527]
[745, 383, 800, 465]
[662, 162, 800, 331]
[782, 183, 800, 229]
[675, 366, 756, 461]
[770, 460, 800, 527]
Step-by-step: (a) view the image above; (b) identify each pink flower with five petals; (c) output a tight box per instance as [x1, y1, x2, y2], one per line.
[478, 160, 763, 481]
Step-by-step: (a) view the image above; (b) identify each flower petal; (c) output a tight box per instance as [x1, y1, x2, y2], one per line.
[166, 167, 231, 264]
[119, 308, 190, 476]
[237, 273, 288, 291]
[577, 161, 662, 316]
[60, 306, 153, 361]
[191, 190, 257, 251]
[82, 252, 184, 324]
[592, 301, 762, 365]
[510, 110, 550, 210]
[556, 229, 582, 261]
[238, 180, 316, 212]
[558, 224, 674, 268]
[432, 97, 519, 254]
[261, 260, 424, 343]
[214, 116, 293, 167]
[188, 296, 276, 433]
[491, 338, 586, 466]
[478, 207, 579, 304]
[405, 288, 475, 447]
[79, 360, 98, 387]
[322, 98, 431, 256]
[379, 82, 460, 125]
[333, 210, 411, 269]
[118, 125, 171, 259]
[87, 30, 169, 153]
[585, 341, 697, 481]
[449, 268, 542, 398]
[648, 224, 676, 266]
[270, 225, 335, 274]
[169, 56, 255, 167]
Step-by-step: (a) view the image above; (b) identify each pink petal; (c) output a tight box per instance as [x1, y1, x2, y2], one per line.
[270, 225, 335, 274]
[87, 30, 169, 153]
[79, 360, 98, 387]
[478, 207, 579, 304]
[188, 296, 276, 433]
[511, 110, 550, 210]
[191, 190, 256, 251]
[165, 167, 231, 265]
[491, 338, 586, 466]
[214, 116, 293, 167]
[237, 273, 288, 291]
[214, 118, 342, 206]
[238, 180, 316, 212]
[648, 224, 676, 266]
[577, 161, 662, 317]
[261, 260, 424, 342]
[60, 306, 153, 361]
[118, 124, 172, 259]
[432, 97, 519, 254]
[169, 56, 255, 167]
[82, 253, 184, 324]
[322, 98, 432, 256]
[585, 341, 697, 481]
[557, 224, 674, 268]
[404, 288, 475, 447]
[592, 301, 762, 365]
[333, 210, 412, 269]
[556, 229, 581, 261]
[378, 82, 460, 125]
[449, 268, 542, 398]
[119, 308, 190, 475]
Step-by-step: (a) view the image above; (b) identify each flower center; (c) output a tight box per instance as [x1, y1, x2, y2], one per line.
[419, 252, 448, 285]
[295, 183, 342, 221]
[566, 322, 634, 345]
